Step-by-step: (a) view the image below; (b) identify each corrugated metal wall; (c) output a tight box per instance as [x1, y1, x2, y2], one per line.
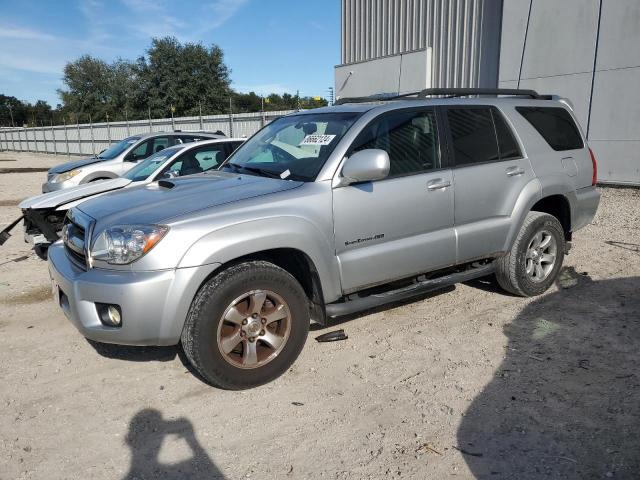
[0, 110, 295, 157]
[340, 0, 502, 88]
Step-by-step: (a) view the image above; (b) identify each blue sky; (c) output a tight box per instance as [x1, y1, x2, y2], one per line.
[0, 0, 340, 106]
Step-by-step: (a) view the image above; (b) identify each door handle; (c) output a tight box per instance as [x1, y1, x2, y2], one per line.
[427, 179, 451, 191]
[506, 166, 525, 177]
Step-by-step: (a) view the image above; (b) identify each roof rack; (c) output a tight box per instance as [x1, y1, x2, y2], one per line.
[335, 87, 552, 105]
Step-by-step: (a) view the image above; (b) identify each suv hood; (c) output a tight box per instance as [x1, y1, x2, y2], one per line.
[78, 172, 303, 227]
[19, 177, 132, 210]
[49, 156, 106, 174]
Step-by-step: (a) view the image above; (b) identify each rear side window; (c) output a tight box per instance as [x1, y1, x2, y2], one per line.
[447, 108, 499, 166]
[516, 106, 583, 151]
[491, 109, 522, 159]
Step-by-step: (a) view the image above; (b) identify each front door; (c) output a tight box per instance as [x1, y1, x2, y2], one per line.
[333, 107, 456, 294]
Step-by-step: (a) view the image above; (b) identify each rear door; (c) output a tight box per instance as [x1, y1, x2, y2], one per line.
[444, 106, 534, 262]
[332, 107, 456, 293]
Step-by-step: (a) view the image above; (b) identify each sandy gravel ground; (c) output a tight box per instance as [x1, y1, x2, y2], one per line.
[0, 153, 638, 480]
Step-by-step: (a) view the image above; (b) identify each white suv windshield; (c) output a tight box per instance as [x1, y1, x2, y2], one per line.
[223, 112, 360, 181]
[123, 148, 180, 182]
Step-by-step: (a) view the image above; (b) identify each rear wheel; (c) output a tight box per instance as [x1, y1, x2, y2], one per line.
[181, 261, 309, 389]
[495, 212, 565, 296]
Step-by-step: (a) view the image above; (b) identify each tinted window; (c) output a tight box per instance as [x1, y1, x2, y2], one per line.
[491, 109, 522, 159]
[516, 107, 583, 151]
[447, 108, 499, 166]
[351, 109, 440, 177]
[193, 145, 227, 171]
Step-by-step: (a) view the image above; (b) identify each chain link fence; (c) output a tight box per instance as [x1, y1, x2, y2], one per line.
[0, 110, 296, 157]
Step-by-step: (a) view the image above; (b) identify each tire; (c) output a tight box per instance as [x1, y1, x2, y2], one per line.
[33, 243, 50, 260]
[495, 212, 565, 297]
[181, 261, 309, 389]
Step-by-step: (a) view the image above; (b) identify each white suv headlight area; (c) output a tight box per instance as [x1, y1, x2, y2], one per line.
[52, 169, 81, 183]
[91, 225, 169, 264]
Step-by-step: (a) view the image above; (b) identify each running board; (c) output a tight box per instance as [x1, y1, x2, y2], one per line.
[324, 263, 495, 318]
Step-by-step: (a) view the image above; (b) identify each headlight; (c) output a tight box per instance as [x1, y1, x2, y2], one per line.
[91, 224, 169, 264]
[53, 169, 81, 183]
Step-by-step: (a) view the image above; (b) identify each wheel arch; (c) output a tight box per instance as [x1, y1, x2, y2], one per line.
[207, 248, 328, 326]
[530, 194, 572, 241]
[80, 171, 118, 183]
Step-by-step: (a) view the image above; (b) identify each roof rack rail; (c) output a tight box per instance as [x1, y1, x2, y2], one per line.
[335, 87, 552, 105]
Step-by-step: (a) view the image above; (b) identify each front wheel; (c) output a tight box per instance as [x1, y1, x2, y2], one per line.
[181, 261, 309, 389]
[495, 212, 565, 297]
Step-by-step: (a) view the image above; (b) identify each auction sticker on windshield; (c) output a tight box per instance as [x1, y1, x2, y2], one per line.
[299, 134, 336, 146]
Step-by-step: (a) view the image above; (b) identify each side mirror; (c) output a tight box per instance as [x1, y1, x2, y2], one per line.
[340, 149, 390, 185]
[125, 153, 138, 162]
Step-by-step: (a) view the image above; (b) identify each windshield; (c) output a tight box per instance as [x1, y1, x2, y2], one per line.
[97, 136, 141, 159]
[222, 112, 361, 181]
[122, 147, 180, 181]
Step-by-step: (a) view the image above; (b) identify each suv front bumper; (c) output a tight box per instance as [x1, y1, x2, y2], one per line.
[47, 242, 220, 346]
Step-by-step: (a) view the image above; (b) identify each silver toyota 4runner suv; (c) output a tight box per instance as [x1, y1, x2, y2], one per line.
[48, 88, 600, 389]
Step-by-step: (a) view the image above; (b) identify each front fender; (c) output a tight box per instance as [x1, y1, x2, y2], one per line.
[177, 216, 343, 303]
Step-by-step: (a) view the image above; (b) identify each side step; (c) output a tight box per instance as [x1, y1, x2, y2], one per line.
[324, 263, 495, 318]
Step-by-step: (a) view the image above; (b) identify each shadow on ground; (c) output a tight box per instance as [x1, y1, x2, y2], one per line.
[457, 274, 640, 479]
[87, 339, 180, 362]
[122, 408, 225, 479]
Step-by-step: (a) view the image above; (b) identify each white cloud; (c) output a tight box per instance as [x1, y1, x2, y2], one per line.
[205, 0, 250, 29]
[0, 25, 56, 41]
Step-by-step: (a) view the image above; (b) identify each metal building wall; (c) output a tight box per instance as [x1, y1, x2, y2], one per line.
[499, 0, 640, 185]
[340, 0, 502, 89]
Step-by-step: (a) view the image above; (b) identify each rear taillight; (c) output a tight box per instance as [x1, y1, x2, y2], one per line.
[589, 147, 598, 186]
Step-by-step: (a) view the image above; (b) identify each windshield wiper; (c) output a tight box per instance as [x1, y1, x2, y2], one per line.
[224, 163, 281, 179]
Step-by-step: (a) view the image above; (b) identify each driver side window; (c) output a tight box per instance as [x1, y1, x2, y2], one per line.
[351, 109, 440, 178]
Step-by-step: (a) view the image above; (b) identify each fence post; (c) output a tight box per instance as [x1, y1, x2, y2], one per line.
[199, 102, 204, 130]
[17, 127, 23, 151]
[106, 113, 111, 145]
[41, 122, 47, 153]
[148, 107, 152, 132]
[51, 121, 57, 155]
[76, 119, 81, 155]
[228, 112, 234, 137]
[63, 118, 70, 159]
[126, 110, 130, 137]
[89, 115, 95, 156]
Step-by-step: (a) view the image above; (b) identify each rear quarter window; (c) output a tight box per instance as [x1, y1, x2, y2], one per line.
[516, 106, 584, 151]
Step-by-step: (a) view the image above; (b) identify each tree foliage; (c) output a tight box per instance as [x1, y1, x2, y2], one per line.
[51, 36, 328, 123]
[0, 94, 58, 127]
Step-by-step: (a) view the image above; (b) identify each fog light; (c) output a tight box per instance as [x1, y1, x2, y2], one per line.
[107, 305, 121, 326]
[96, 303, 122, 327]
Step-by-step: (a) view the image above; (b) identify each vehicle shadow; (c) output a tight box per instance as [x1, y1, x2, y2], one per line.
[122, 408, 225, 480]
[457, 275, 640, 479]
[87, 339, 179, 362]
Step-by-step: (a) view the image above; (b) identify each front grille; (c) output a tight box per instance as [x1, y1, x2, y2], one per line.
[63, 209, 94, 270]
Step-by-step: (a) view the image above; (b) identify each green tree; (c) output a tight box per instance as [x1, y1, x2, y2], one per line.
[134, 37, 231, 118]
[58, 55, 115, 122]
